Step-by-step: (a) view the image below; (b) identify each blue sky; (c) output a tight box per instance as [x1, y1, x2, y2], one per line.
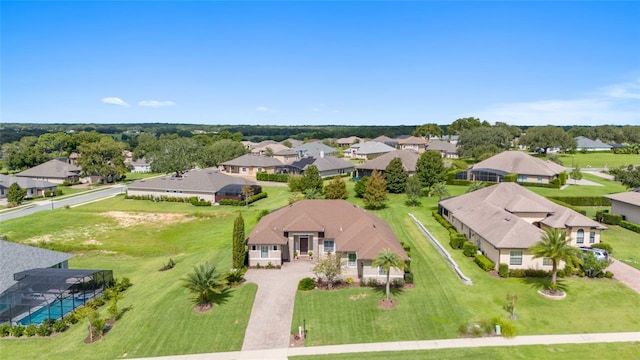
[2, 1, 639, 126]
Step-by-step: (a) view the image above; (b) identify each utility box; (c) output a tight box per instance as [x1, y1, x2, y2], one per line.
[495, 324, 502, 336]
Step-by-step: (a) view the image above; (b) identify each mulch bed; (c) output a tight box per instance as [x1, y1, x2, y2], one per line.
[538, 289, 567, 300]
[377, 298, 398, 310]
[193, 303, 213, 313]
[289, 333, 305, 347]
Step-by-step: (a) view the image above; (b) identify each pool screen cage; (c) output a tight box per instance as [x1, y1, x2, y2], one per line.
[0, 268, 113, 326]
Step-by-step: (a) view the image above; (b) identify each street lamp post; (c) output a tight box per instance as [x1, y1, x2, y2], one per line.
[51, 199, 54, 210]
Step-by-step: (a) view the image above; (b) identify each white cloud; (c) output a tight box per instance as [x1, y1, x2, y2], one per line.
[475, 79, 640, 126]
[256, 106, 278, 113]
[139, 100, 176, 108]
[101, 97, 130, 107]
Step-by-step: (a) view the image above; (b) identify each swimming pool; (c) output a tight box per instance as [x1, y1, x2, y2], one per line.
[18, 297, 86, 325]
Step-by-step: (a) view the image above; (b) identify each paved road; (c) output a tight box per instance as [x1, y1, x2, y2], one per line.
[242, 260, 315, 351]
[608, 258, 640, 294]
[0, 185, 126, 222]
[136, 331, 640, 359]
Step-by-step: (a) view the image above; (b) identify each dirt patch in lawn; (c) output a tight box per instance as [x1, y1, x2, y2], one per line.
[102, 211, 192, 227]
[378, 298, 398, 310]
[290, 333, 305, 347]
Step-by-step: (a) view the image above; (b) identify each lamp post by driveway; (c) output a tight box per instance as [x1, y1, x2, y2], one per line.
[51, 199, 54, 210]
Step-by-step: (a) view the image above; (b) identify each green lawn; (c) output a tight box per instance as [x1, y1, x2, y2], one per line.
[526, 173, 628, 197]
[551, 153, 640, 168]
[291, 342, 640, 360]
[603, 225, 640, 270]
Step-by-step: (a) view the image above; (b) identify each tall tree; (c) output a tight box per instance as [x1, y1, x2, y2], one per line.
[416, 151, 447, 194]
[363, 170, 388, 209]
[199, 139, 248, 168]
[77, 136, 128, 181]
[354, 176, 369, 198]
[301, 165, 324, 194]
[529, 228, 582, 293]
[324, 176, 348, 199]
[149, 136, 199, 176]
[182, 262, 227, 310]
[447, 117, 486, 136]
[232, 213, 246, 269]
[7, 183, 27, 205]
[519, 126, 576, 155]
[457, 126, 512, 160]
[412, 123, 443, 138]
[384, 158, 408, 193]
[372, 249, 404, 301]
[610, 165, 640, 189]
[405, 175, 422, 207]
[2, 136, 50, 170]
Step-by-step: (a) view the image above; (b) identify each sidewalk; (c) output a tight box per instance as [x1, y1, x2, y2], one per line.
[136, 332, 640, 359]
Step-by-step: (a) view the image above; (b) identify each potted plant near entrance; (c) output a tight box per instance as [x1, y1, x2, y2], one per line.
[294, 251, 299, 260]
[309, 251, 314, 259]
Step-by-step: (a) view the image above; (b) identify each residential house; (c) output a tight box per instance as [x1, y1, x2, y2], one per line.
[16, 159, 82, 184]
[439, 182, 605, 270]
[246, 200, 408, 283]
[429, 135, 459, 145]
[129, 158, 152, 173]
[343, 141, 396, 160]
[291, 142, 338, 158]
[426, 140, 458, 158]
[251, 143, 289, 156]
[281, 138, 303, 148]
[275, 154, 355, 178]
[127, 167, 261, 203]
[575, 136, 613, 152]
[273, 148, 299, 164]
[0, 175, 57, 199]
[605, 189, 640, 224]
[463, 151, 566, 184]
[355, 150, 419, 178]
[397, 136, 428, 153]
[220, 154, 283, 178]
[372, 135, 398, 148]
[336, 136, 363, 148]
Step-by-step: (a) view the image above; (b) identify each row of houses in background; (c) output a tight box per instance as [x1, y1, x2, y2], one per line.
[0, 159, 83, 200]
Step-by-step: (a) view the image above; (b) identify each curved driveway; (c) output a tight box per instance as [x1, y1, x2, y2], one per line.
[241, 260, 314, 351]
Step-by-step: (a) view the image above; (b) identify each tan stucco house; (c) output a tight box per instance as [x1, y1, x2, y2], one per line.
[355, 150, 419, 178]
[605, 190, 640, 225]
[220, 154, 283, 178]
[397, 136, 427, 153]
[16, 159, 82, 184]
[464, 151, 566, 183]
[246, 200, 408, 283]
[439, 182, 605, 270]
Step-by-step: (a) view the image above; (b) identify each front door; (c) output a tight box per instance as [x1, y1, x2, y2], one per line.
[299, 236, 309, 254]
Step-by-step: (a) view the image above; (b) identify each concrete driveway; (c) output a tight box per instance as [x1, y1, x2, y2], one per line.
[241, 260, 314, 351]
[608, 258, 640, 294]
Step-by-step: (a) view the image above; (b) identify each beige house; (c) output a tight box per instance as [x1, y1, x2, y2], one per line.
[220, 154, 283, 178]
[464, 151, 566, 183]
[246, 200, 408, 283]
[355, 150, 419, 178]
[251, 143, 290, 156]
[439, 182, 605, 270]
[0, 175, 57, 199]
[343, 141, 396, 160]
[397, 136, 427, 153]
[605, 190, 640, 224]
[426, 140, 458, 159]
[336, 136, 363, 147]
[16, 159, 82, 184]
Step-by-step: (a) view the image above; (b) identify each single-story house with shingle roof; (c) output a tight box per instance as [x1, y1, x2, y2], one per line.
[16, 159, 82, 184]
[463, 151, 566, 184]
[605, 189, 640, 225]
[439, 182, 606, 270]
[397, 136, 427, 153]
[291, 142, 338, 158]
[0, 174, 57, 199]
[355, 150, 419, 178]
[127, 167, 260, 203]
[251, 143, 289, 156]
[220, 154, 283, 178]
[336, 136, 363, 147]
[575, 136, 613, 152]
[129, 158, 152, 173]
[246, 200, 408, 283]
[426, 140, 458, 158]
[275, 155, 355, 178]
[344, 141, 396, 160]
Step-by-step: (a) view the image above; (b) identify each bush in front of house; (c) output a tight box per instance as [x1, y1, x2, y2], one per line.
[404, 272, 413, 284]
[498, 263, 509, 278]
[462, 241, 478, 257]
[36, 323, 52, 337]
[449, 230, 466, 249]
[474, 254, 495, 272]
[10, 325, 25, 337]
[298, 277, 316, 291]
[620, 220, 640, 234]
[596, 211, 622, 225]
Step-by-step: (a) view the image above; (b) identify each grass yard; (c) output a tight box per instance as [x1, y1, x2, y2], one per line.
[526, 173, 628, 197]
[550, 153, 640, 168]
[603, 225, 640, 270]
[291, 342, 640, 360]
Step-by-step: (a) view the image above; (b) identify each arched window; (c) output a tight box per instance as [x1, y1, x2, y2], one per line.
[577, 229, 584, 244]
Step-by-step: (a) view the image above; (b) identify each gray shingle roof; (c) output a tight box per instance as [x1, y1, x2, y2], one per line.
[0, 240, 73, 294]
[575, 136, 613, 150]
[605, 191, 640, 207]
[426, 140, 457, 154]
[287, 156, 355, 173]
[292, 143, 337, 157]
[0, 174, 57, 190]
[348, 141, 396, 155]
[469, 151, 566, 177]
[356, 150, 420, 172]
[17, 159, 81, 179]
[221, 154, 283, 167]
[128, 168, 256, 193]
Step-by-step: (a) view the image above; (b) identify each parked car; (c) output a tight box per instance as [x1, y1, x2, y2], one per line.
[580, 247, 609, 262]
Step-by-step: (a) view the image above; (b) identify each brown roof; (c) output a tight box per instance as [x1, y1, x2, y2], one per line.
[605, 191, 640, 207]
[397, 136, 427, 145]
[469, 151, 566, 177]
[247, 200, 408, 260]
[439, 182, 604, 249]
[356, 150, 419, 172]
[426, 140, 457, 154]
[128, 167, 255, 193]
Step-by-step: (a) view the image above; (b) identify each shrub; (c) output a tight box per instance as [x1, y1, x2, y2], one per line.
[404, 272, 414, 284]
[498, 263, 509, 278]
[298, 277, 316, 291]
[508, 269, 526, 278]
[64, 312, 79, 324]
[474, 254, 495, 272]
[86, 297, 106, 309]
[53, 319, 67, 333]
[432, 211, 455, 231]
[503, 173, 517, 182]
[24, 324, 37, 337]
[160, 258, 176, 271]
[256, 263, 262, 269]
[115, 277, 132, 292]
[266, 262, 274, 269]
[592, 242, 613, 254]
[345, 277, 355, 285]
[257, 209, 270, 221]
[524, 269, 550, 278]
[391, 278, 405, 288]
[219, 199, 245, 206]
[563, 263, 576, 276]
[0, 323, 10, 337]
[36, 323, 52, 337]
[365, 278, 380, 287]
[449, 231, 466, 249]
[225, 267, 247, 286]
[596, 211, 622, 225]
[190, 199, 212, 206]
[462, 241, 478, 257]
[55, 189, 64, 196]
[10, 325, 25, 337]
[605, 271, 614, 278]
[620, 220, 640, 234]
[493, 317, 517, 338]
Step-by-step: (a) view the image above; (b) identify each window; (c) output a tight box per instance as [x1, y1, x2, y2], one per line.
[273, 245, 278, 251]
[348, 253, 357, 267]
[517, 175, 527, 182]
[577, 229, 584, 244]
[241, 167, 247, 173]
[261, 245, 269, 258]
[537, 176, 543, 183]
[323, 240, 335, 253]
[589, 231, 596, 244]
[378, 266, 387, 276]
[543, 258, 553, 266]
[509, 251, 523, 266]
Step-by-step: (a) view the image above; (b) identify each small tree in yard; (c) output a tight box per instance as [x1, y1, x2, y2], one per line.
[529, 228, 582, 294]
[301, 165, 323, 194]
[105, 287, 122, 320]
[570, 165, 583, 185]
[312, 253, 344, 289]
[363, 170, 387, 210]
[7, 183, 27, 205]
[241, 186, 254, 206]
[324, 176, 348, 199]
[182, 262, 227, 310]
[232, 213, 246, 269]
[405, 175, 422, 207]
[384, 157, 408, 193]
[430, 182, 450, 200]
[75, 306, 105, 342]
[372, 249, 404, 301]
[354, 176, 369, 198]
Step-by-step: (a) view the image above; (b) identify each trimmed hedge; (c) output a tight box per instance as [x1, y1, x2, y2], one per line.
[503, 173, 517, 182]
[462, 241, 478, 257]
[548, 196, 611, 206]
[474, 254, 495, 272]
[620, 220, 640, 234]
[498, 263, 509, 278]
[508, 269, 551, 278]
[432, 211, 455, 231]
[547, 198, 587, 216]
[446, 179, 474, 186]
[219, 192, 268, 206]
[256, 172, 289, 182]
[596, 211, 622, 225]
[449, 230, 466, 250]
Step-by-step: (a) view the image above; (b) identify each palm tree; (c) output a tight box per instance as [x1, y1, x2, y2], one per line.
[372, 249, 404, 301]
[465, 181, 486, 193]
[529, 228, 582, 293]
[430, 182, 450, 200]
[182, 262, 227, 308]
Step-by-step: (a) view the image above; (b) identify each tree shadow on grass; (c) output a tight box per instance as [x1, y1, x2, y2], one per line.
[115, 305, 133, 321]
[210, 287, 235, 307]
[521, 277, 569, 294]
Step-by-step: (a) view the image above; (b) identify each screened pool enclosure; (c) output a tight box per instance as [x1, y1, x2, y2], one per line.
[0, 268, 113, 325]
